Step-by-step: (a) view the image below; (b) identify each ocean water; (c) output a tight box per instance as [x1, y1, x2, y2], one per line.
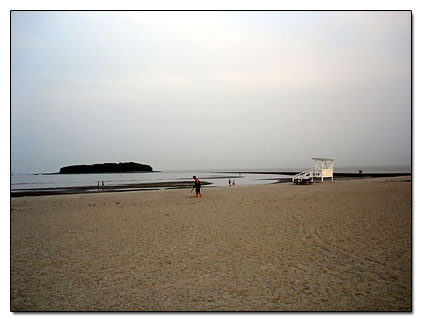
[10, 166, 410, 193]
[10, 170, 289, 192]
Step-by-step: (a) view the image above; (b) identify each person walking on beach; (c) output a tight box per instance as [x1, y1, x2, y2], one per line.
[192, 176, 202, 198]
[229, 179, 231, 186]
[233, 179, 236, 186]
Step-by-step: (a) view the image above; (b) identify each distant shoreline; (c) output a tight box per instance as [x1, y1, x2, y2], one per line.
[219, 171, 412, 178]
[33, 171, 412, 177]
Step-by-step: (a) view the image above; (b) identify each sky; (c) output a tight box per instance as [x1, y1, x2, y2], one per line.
[11, 11, 411, 173]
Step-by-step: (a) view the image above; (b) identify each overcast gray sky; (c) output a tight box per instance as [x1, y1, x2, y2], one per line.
[11, 11, 411, 173]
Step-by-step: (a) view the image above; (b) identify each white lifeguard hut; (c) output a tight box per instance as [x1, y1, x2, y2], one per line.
[293, 157, 335, 184]
[312, 157, 334, 182]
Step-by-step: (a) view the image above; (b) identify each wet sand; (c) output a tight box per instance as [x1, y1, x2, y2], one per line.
[10, 180, 213, 197]
[11, 176, 411, 311]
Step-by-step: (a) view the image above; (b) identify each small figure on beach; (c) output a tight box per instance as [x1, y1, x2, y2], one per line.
[233, 179, 236, 186]
[359, 170, 363, 178]
[192, 176, 202, 198]
[102, 181, 104, 189]
[229, 179, 231, 186]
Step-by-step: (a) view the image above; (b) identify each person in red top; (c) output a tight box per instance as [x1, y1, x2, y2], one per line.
[192, 176, 202, 198]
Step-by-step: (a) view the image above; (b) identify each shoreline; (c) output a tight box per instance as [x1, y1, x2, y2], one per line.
[10, 173, 411, 198]
[10, 180, 212, 197]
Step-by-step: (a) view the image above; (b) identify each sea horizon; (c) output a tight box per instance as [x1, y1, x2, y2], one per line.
[11, 165, 412, 176]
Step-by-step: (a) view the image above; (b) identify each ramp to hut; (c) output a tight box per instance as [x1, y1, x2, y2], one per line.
[292, 170, 314, 185]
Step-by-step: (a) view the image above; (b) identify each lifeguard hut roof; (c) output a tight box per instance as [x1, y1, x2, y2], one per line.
[312, 157, 335, 161]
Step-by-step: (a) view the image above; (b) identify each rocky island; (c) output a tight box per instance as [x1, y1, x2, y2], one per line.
[59, 162, 153, 174]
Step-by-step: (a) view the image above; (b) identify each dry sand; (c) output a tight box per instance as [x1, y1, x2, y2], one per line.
[11, 177, 411, 311]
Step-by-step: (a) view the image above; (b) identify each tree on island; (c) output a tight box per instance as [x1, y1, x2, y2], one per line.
[59, 162, 153, 174]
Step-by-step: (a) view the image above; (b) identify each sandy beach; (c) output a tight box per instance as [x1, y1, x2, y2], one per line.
[10, 176, 411, 311]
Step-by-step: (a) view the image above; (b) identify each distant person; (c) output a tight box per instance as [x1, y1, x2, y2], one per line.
[359, 169, 363, 178]
[192, 176, 202, 198]
[233, 179, 236, 186]
[229, 179, 231, 186]
[102, 181, 104, 189]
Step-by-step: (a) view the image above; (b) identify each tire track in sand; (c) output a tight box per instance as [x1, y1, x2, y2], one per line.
[284, 210, 406, 286]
